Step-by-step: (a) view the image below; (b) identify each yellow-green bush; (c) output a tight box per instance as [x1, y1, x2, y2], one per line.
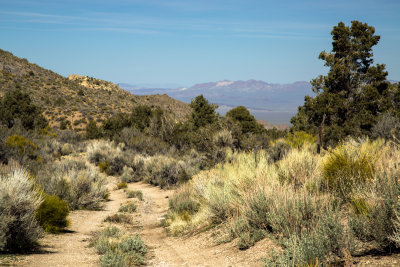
[36, 195, 69, 233]
[285, 131, 316, 149]
[321, 139, 379, 201]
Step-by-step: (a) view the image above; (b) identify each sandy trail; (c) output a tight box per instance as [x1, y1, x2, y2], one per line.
[15, 176, 125, 267]
[12, 179, 267, 267]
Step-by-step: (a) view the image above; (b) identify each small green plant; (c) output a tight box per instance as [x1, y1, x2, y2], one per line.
[99, 161, 110, 173]
[117, 182, 128, 189]
[119, 202, 137, 213]
[36, 195, 69, 233]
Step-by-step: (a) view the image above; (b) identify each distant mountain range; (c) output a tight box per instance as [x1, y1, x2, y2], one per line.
[120, 80, 313, 111]
[120, 80, 314, 124]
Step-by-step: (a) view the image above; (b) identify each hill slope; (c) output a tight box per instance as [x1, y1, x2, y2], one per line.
[0, 49, 190, 129]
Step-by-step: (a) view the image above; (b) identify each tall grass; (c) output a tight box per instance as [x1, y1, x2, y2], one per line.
[166, 138, 400, 265]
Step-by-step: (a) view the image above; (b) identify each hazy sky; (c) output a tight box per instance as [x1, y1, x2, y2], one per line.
[1, 0, 399, 87]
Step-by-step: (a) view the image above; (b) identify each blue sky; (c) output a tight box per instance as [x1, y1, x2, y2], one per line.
[0, 0, 399, 87]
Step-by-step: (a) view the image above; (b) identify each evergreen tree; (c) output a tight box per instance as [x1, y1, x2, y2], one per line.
[189, 95, 218, 129]
[291, 21, 389, 147]
[226, 106, 263, 134]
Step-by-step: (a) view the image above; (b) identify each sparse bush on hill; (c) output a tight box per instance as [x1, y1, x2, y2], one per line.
[0, 167, 43, 252]
[0, 89, 48, 131]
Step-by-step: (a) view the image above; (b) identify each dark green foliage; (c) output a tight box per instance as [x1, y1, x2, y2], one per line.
[291, 21, 390, 146]
[189, 95, 218, 129]
[0, 90, 48, 130]
[86, 120, 103, 139]
[102, 113, 131, 138]
[36, 195, 69, 233]
[130, 105, 152, 131]
[226, 106, 263, 135]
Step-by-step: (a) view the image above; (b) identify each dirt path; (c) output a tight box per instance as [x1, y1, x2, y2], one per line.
[11, 179, 268, 267]
[15, 176, 125, 267]
[129, 182, 267, 267]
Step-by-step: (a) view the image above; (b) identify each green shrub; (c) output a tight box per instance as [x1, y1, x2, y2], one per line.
[36, 195, 69, 233]
[119, 202, 137, 213]
[118, 235, 147, 255]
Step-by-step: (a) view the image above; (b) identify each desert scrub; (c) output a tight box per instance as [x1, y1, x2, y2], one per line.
[36, 194, 69, 233]
[0, 167, 43, 252]
[36, 159, 108, 210]
[119, 202, 137, 213]
[86, 140, 131, 176]
[91, 227, 147, 266]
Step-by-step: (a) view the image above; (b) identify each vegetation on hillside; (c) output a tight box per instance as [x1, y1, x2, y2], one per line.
[0, 49, 190, 131]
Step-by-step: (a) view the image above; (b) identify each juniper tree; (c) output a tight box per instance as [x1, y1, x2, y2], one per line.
[291, 21, 389, 147]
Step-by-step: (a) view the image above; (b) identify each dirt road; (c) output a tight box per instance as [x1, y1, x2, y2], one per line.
[10, 179, 267, 267]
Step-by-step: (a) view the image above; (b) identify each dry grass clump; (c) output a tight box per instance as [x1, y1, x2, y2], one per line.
[0, 166, 43, 252]
[36, 159, 108, 210]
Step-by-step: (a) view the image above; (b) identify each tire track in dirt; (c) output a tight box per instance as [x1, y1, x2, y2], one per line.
[130, 182, 266, 267]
